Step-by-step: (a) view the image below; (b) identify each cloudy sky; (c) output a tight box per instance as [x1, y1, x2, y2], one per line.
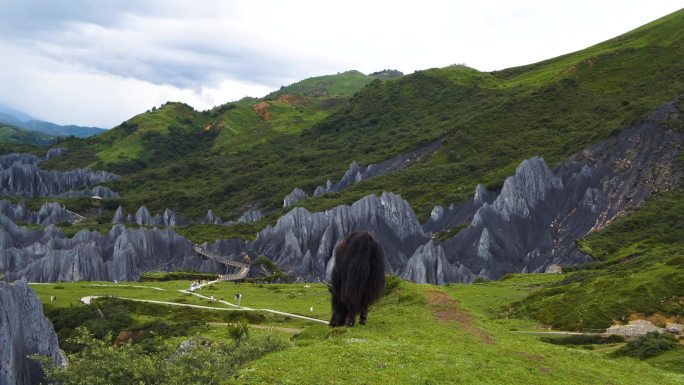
[0, 1, 681, 128]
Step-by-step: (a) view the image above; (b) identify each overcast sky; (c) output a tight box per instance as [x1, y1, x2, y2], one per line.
[0, 1, 681, 128]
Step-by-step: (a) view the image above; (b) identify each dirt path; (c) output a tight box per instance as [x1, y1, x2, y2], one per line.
[180, 289, 328, 324]
[81, 293, 329, 325]
[426, 290, 495, 344]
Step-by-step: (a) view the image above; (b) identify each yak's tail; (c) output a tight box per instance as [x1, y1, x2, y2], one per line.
[339, 232, 386, 311]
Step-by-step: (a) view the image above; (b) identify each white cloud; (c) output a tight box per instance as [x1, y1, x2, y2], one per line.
[0, 0, 681, 127]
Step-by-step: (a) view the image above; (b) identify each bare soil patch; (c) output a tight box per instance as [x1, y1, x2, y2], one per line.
[425, 290, 495, 344]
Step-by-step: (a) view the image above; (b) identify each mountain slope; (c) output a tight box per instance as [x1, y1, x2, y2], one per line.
[43, 10, 684, 224]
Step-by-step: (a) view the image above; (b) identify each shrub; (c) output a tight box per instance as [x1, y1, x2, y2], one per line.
[540, 334, 625, 346]
[614, 332, 678, 359]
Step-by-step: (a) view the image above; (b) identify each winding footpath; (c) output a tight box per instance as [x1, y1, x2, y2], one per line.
[80, 285, 329, 325]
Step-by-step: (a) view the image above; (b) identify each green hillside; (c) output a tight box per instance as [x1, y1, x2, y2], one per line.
[0, 124, 53, 146]
[43, 10, 684, 223]
[266, 70, 376, 98]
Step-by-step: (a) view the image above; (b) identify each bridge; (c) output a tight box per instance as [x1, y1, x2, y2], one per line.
[193, 245, 251, 281]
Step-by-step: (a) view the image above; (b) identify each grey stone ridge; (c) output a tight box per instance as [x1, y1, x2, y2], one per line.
[283, 188, 308, 208]
[0, 153, 118, 198]
[313, 140, 443, 197]
[44, 147, 67, 161]
[288, 141, 442, 206]
[113, 206, 264, 227]
[402, 97, 683, 283]
[0, 200, 75, 225]
[112, 205, 184, 227]
[0, 278, 63, 385]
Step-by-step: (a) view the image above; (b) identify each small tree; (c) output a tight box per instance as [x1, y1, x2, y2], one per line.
[227, 320, 249, 346]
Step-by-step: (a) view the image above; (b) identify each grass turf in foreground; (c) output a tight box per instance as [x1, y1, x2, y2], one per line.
[233, 280, 682, 385]
[31, 277, 683, 383]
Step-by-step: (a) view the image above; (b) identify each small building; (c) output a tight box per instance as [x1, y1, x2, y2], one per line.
[91, 195, 103, 207]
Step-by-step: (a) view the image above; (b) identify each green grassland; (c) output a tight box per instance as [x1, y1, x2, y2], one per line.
[32, 277, 684, 384]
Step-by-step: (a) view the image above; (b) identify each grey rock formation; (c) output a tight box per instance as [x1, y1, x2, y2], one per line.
[283, 188, 308, 208]
[423, 184, 498, 235]
[311, 140, 443, 197]
[0, 200, 74, 225]
[0, 153, 118, 198]
[0, 278, 63, 385]
[1, 219, 228, 282]
[112, 206, 125, 224]
[44, 147, 67, 160]
[201, 209, 223, 225]
[238, 209, 264, 223]
[402, 240, 474, 284]
[241, 192, 427, 281]
[112, 206, 182, 227]
[402, 98, 683, 283]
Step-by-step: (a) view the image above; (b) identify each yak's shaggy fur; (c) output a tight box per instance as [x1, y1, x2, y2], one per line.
[329, 231, 386, 327]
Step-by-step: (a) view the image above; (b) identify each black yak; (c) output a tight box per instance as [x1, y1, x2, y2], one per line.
[328, 231, 386, 327]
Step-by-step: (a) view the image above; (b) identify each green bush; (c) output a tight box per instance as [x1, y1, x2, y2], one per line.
[614, 332, 678, 359]
[37, 327, 290, 385]
[139, 271, 219, 282]
[540, 334, 624, 345]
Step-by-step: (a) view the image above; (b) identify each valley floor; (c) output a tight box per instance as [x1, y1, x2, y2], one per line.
[32, 275, 684, 385]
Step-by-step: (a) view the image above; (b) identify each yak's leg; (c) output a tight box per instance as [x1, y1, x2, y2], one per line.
[359, 303, 369, 325]
[344, 311, 356, 327]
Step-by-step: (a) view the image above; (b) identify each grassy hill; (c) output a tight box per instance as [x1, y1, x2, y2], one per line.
[41, 10, 684, 221]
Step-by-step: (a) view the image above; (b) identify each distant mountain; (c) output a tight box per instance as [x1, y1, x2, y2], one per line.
[0, 104, 106, 138]
[0, 105, 35, 122]
[21, 120, 106, 138]
[0, 123, 53, 146]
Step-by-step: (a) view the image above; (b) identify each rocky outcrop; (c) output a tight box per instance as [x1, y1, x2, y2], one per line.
[1, 218, 228, 282]
[0, 153, 118, 198]
[208, 192, 428, 282]
[283, 188, 307, 208]
[402, 98, 683, 283]
[0, 278, 63, 385]
[401, 240, 474, 284]
[44, 147, 67, 160]
[201, 209, 223, 225]
[0, 200, 74, 225]
[111, 205, 183, 227]
[311, 141, 443, 197]
[423, 184, 498, 235]
[238, 209, 264, 223]
[113, 206, 262, 227]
